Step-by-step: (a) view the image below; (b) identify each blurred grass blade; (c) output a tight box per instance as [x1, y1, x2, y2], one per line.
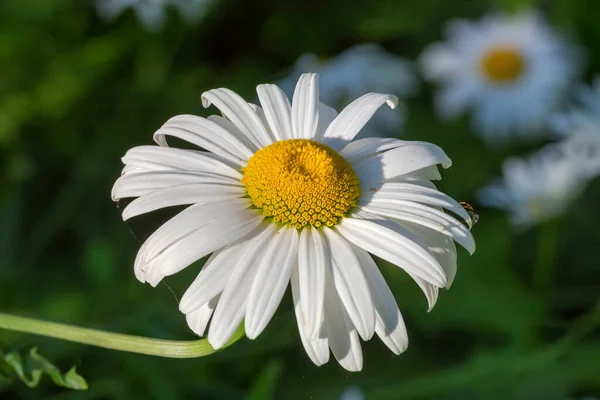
[246, 358, 284, 400]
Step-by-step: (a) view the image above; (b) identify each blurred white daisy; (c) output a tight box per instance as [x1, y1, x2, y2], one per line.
[96, 0, 211, 30]
[477, 146, 587, 227]
[340, 386, 364, 400]
[112, 73, 475, 371]
[552, 76, 600, 177]
[279, 44, 419, 138]
[420, 10, 580, 144]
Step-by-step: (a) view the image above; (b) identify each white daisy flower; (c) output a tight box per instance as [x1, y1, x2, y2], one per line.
[420, 10, 580, 143]
[551, 77, 600, 177]
[112, 73, 475, 371]
[96, 0, 210, 30]
[477, 146, 587, 228]
[279, 44, 419, 138]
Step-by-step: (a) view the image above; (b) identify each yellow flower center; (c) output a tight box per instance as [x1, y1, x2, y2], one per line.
[480, 46, 526, 83]
[242, 139, 360, 229]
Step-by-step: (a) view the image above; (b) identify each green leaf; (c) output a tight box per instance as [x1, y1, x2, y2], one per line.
[1, 347, 88, 390]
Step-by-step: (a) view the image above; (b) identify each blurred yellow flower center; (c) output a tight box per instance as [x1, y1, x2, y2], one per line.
[242, 139, 360, 229]
[481, 46, 526, 83]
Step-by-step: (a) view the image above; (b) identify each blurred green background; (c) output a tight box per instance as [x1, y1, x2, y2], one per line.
[1, 0, 600, 399]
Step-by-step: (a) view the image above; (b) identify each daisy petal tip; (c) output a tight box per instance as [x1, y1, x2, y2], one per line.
[178, 297, 194, 314]
[385, 344, 403, 356]
[307, 347, 330, 367]
[440, 275, 448, 288]
[386, 95, 399, 109]
[313, 359, 328, 367]
[243, 321, 261, 340]
[147, 277, 162, 288]
[391, 343, 408, 356]
[359, 325, 376, 342]
[245, 331, 258, 341]
[299, 72, 319, 81]
[134, 273, 146, 284]
[200, 93, 212, 108]
[343, 361, 363, 372]
[207, 334, 226, 350]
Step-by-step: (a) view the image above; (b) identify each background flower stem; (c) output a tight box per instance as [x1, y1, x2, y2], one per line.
[0, 313, 243, 358]
[533, 220, 560, 291]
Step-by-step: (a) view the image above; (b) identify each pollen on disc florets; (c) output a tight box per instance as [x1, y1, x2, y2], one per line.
[242, 139, 360, 229]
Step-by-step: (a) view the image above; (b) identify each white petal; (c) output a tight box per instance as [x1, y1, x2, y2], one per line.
[207, 115, 259, 153]
[351, 245, 408, 353]
[142, 205, 263, 286]
[314, 102, 338, 141]
[323, 271, 363, 372]
[360, 181, 472, 229]
[407, 272, 439, 311]
[122, 146, 243, 180]
[245, 227, 299, 339]
[111, 170, 242, 201]
[135, 199, 244, 274]
[155, 114, 254, 162]
[321, 93, 398, 152]
[407, 166, 442, 181]
[340, 137, 408, 163]
[247, 104, 275, 144]
[351, 246, 398, 334]
[336, 216, 447, 287]
[419, 43, 461, 80]
[133, 200, 246, 282]
[297, 227, 328, 339]
[291, 266, 330, 366]
[291, 73, 320, 139]
[353, 210, 455, 310]
[121, 164, 142, 175]
[321, 228, 375, 341]
[256, 84, 293, 141]
[121, 183, 246, 220]
[362, 200, 475, 254]
[208, 224, 279, 349]
[185, 295, 220, 337]
[202, 88, 273, 148]
[352, 142, 451, 183]
[375, 307, 409, 355]
[178, 229, 263, 314]
[400, 220, 458, 288]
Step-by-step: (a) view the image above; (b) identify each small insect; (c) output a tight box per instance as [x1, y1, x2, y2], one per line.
[459, 201, 479, 229]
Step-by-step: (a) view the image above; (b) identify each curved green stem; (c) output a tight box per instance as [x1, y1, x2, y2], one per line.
[0, 313, 243, 358]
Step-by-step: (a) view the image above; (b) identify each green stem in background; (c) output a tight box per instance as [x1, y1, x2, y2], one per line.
[0, 313, 243, 358]
[532, 220, 559, 291]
